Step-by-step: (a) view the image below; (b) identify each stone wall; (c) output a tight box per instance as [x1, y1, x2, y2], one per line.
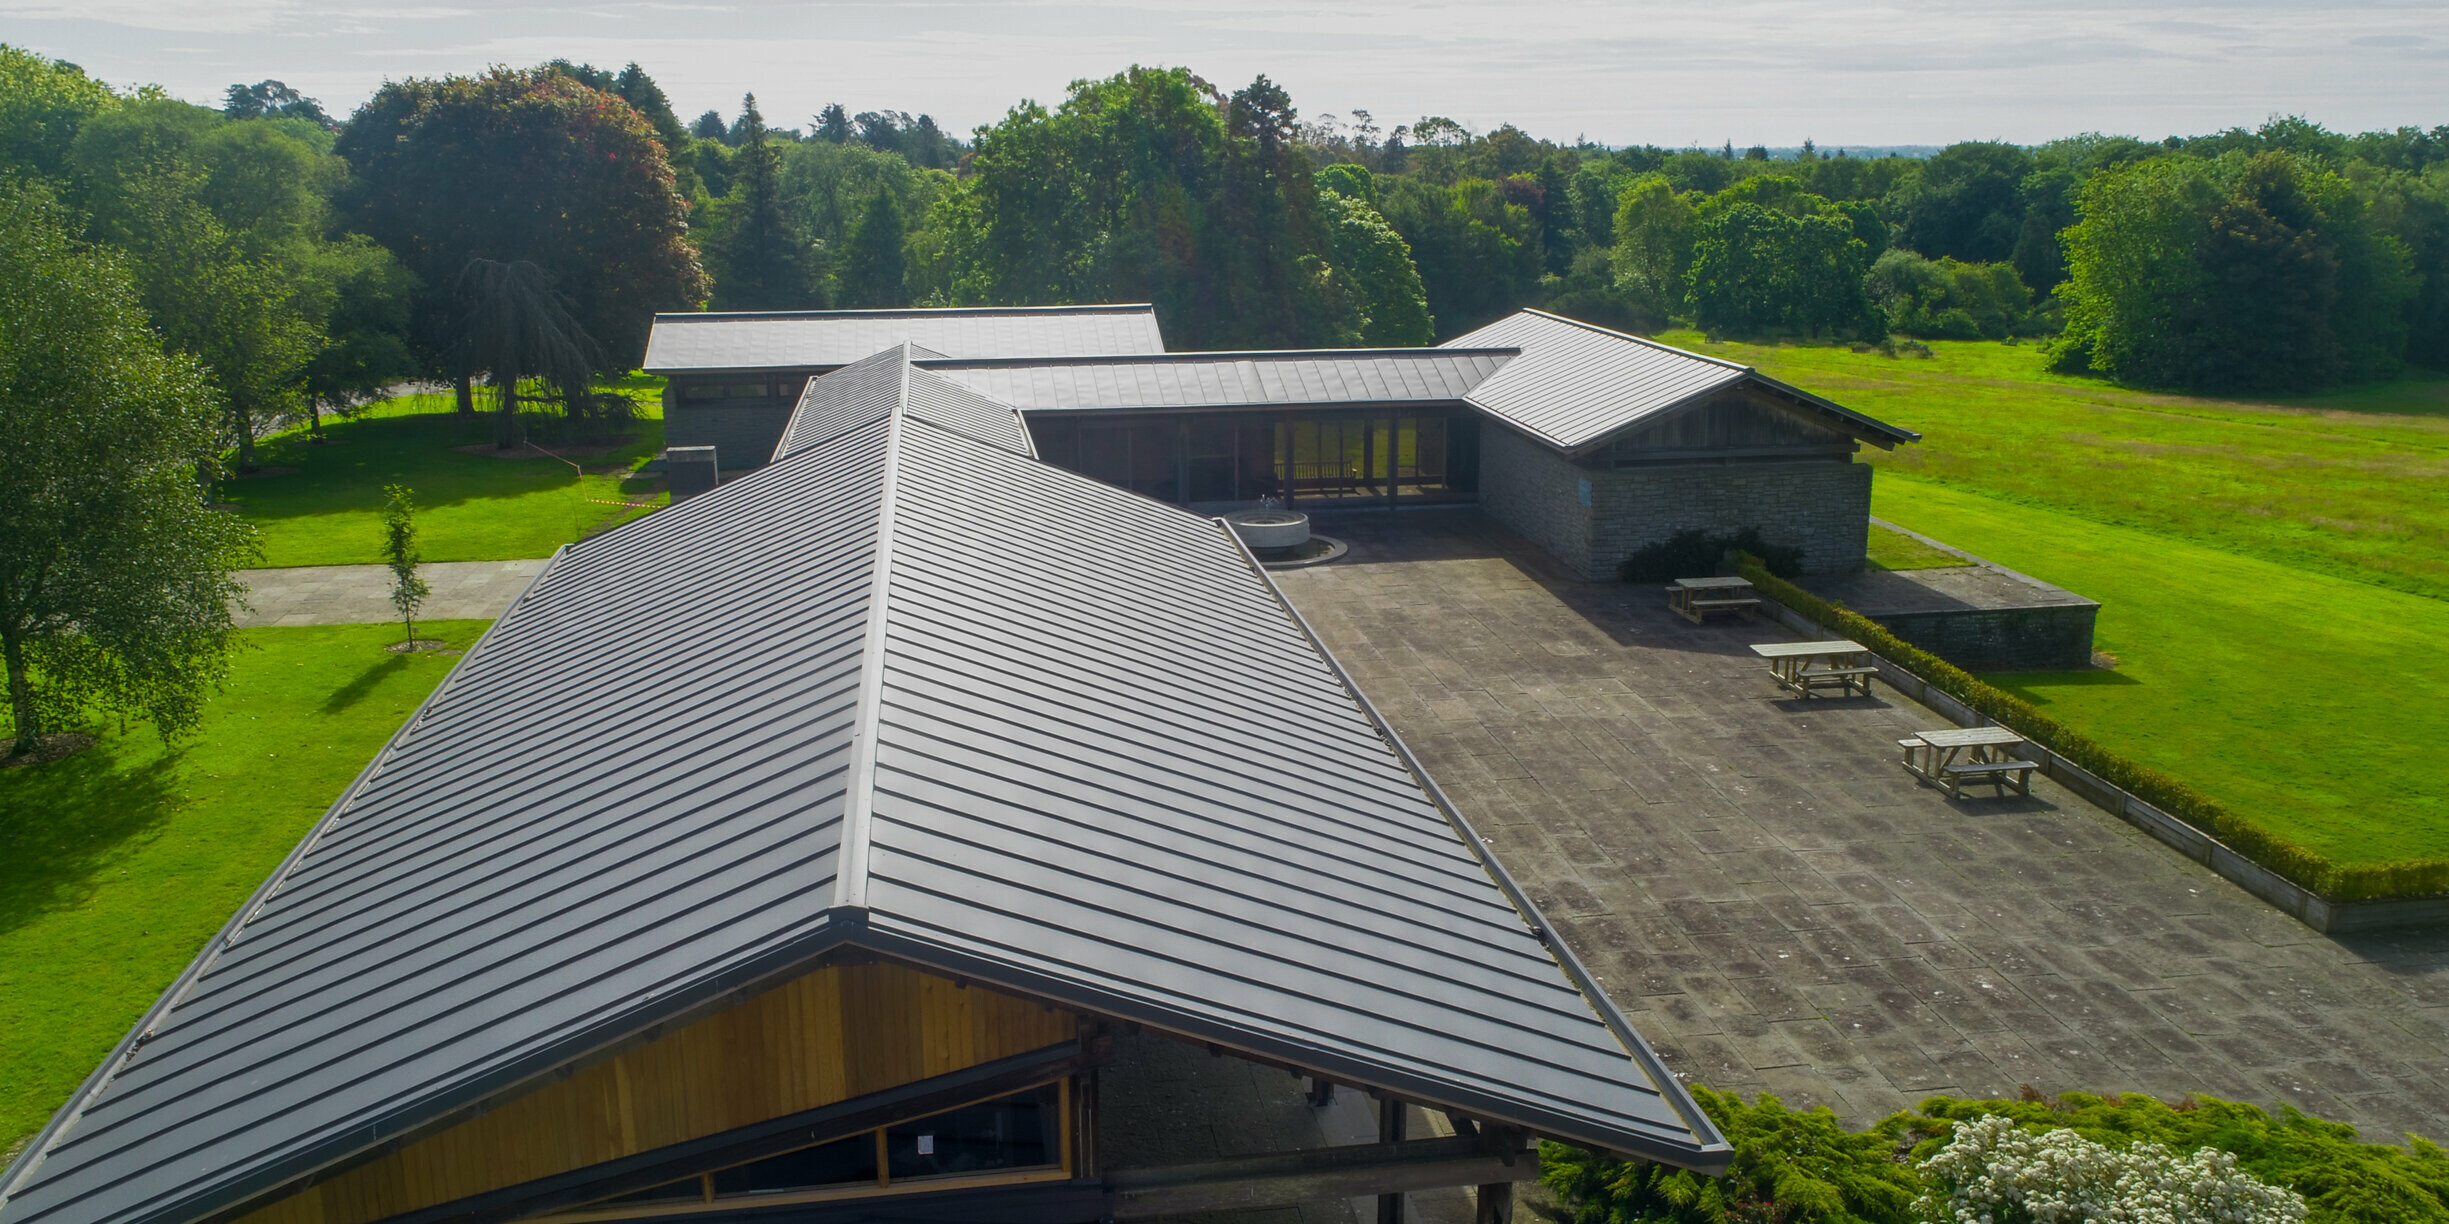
[664, 400, 794, 469]
[1476, 425, 1593, 576]
[1476, 423, 1874, 579]
[1869, 604, 2099, 673]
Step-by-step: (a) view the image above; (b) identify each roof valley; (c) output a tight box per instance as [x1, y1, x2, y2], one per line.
[828, 344, 913, 917]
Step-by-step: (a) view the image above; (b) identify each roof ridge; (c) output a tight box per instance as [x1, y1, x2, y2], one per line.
[653, 304, 1156, 322]
[1509, 308, 1752, 373]
[915, 346, 1521, 368]
[828, 344, 911, 915]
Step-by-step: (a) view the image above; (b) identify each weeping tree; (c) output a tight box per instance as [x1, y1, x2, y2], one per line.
[0, 185, 255, 758]
[455, 257, 601, 450]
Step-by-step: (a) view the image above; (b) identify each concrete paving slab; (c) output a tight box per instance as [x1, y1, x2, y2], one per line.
[1279, 509, 2449, 1142]
[235, 560, 549, 627]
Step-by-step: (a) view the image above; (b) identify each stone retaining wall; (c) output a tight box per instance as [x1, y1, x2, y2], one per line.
[1870, 603, 2098, 672]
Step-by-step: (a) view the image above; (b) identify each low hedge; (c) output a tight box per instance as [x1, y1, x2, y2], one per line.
[1730, 554, 2449, 904]
[1544, 1085, 2449, 1224]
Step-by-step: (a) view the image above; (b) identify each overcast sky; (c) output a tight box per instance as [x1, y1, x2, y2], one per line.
[2, 0, 2444, 148]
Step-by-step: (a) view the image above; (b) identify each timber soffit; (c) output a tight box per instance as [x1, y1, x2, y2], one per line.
[0, 351, 1724, 1224]
[642, 304, 1168, 373]
[1445, 308, 1920, 454]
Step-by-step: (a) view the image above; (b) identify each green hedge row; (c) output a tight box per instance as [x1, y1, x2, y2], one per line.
[1543, 1086, 2449, 1224]
[1731, 555, 2449, 904]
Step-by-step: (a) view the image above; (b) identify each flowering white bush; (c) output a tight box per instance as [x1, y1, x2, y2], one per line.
[1917, 1113, 2308, 1224]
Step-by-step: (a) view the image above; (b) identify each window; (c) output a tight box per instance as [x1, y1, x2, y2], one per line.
[559, 1081, 1068, 1219]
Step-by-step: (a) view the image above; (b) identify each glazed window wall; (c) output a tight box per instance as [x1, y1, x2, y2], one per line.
[1029, 411, 1477, 508]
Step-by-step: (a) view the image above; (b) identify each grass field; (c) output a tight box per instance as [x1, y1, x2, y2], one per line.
[224, 382, 670, 567]
[1867, 522, 1970, 571]
[0, 622, 482, 1155]
[1649, 331, 2449, 872]
[1660, 331, 2449, 603]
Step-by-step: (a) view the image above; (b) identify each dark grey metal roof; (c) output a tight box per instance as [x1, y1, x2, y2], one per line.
[642, 304, 1167, 374]
[773, 345, 1033, 463]
[916, 349, 1514, 414]
[0, 354, 1724, 1224]
[1446, 309, 1918, 453]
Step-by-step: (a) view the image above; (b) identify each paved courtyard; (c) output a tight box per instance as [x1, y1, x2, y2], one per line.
[1276, 510, 2449, 1143]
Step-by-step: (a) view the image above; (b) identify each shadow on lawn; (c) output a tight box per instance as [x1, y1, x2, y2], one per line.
[321, 652, 413, 716]
[0, 746, 180, 938]
[226, 409, 665, 522]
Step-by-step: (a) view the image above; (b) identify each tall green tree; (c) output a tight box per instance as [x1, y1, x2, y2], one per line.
[1685, 201, 1873, 336]
[1317, 188, 1434, 344]
[455, 257, 601, 449]
[1610, 173, 1696, 316]
[0, 46, 114, 179]
[1887, 140, 2035, 263]
[836, 186, 908, 307]
[702, 93, 822, 309]
[1377, 175, 1540, 336]
[337, 66, 706, 384]
[0, 186, 254, 755]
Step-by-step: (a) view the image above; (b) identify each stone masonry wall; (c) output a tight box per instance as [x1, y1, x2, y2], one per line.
[1476, 425, 1875, 579]
[1589, 459, 1872, 578]
[664, 401, 795, 471]
[1870, 604, 2100, 672]
[1476, 424, 1594, 576]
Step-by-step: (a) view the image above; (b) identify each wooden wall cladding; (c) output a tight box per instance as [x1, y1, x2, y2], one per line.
[236, 963, 1078, 1224]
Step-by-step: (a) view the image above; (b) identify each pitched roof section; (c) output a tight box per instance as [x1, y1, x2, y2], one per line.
[0, 426, 897, 1224]
[643, 304, 1167, 374]
[1446, 309, 1919, 453]
[1, 352, 1725, 1224]
[772, 345, 1034, 463]
[917, 349, 1514, 414]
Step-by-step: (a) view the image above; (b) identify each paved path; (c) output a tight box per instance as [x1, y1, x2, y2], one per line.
[1279, 510, 2449, 1142]
[235, 561, 547, 627]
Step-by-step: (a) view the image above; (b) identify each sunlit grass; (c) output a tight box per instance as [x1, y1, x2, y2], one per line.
[0, 622, 484, 1154]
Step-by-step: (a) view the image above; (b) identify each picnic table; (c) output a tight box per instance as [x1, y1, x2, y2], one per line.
[1667, 576, 1759, 624]
[1900, 725, 2039, 797]
[1748, 639, 1879, 698]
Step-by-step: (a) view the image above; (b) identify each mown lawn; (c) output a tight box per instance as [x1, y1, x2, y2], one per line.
[0, 622, 482, 1156]
[1659, 331, 2449, 603]
[1641, 331, 2449, 872]
[1872, 477, 2448, 868]
[223, 380, 670, 567]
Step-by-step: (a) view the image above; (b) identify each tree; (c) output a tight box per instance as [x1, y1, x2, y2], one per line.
[221, 80, 334, 129]
[1685, 201, 1873, 336]
[0, 46, 114, 179]
[382, 485, 430, 647]
[0, 185, 254, 755]
[1317, 189, 1434, 344]
[302, 237, 420, 436]
[68, 98, 331, 471]
[612, 63, 685, 149]
[691, 109, 726, 142]
[455, 257, 601, 449]
[1611, 173, 1695, 316]
[816, 103, 851, 144]
[702, 93, 821, 309]
[337, 66, 707, 382]
[836, 187, 908, 307]
[1888, 140, 2035, 262]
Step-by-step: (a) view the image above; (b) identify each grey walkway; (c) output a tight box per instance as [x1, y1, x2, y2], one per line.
[235, 560, 547, 627]
[1278, 510, 2449, 1143]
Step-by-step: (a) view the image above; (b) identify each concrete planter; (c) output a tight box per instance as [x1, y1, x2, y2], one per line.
[1226, 510, 1311, 551]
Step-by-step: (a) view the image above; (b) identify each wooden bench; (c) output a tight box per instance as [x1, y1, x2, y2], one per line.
[1941, 758, 2039, 798]
[1667, 577, 1758, 624]
[1802, 665, 1879, 697]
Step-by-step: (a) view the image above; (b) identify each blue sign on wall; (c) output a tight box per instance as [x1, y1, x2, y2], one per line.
[1577, 477, 1592, 507]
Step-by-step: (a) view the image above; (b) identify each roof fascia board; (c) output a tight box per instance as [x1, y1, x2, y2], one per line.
[652, 304, 1158, 323]
[1018, 399, 1481, 419]
[182, 928, 863, 1224]
[851, 924, 1721, 1170]
[1742, 371, 1921, 446]
[1211, 520, 1728, 1169]
[0, 547, 579, 1212]
[829, 347, 911, 915]
[1548, 372, 1917, 459]
[647, 363, 841, 377]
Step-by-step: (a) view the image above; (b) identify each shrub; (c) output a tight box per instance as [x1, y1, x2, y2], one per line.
[1544, 1086, 1923, 1224]
[1918, 1113, 2306, 1223]
[1546, 1088, 2449, 1224]
[1728, 553, 2449, 903]
[1863, 249, 2037, 340]
[1622, 528, 1804, 584]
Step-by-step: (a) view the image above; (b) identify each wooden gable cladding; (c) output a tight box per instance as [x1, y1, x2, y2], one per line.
[1602, 382, 1857, 461]
[234, 963, 1079, 1224]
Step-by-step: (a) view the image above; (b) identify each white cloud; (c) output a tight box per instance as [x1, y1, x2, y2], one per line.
[3, 0, 2443, 143]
